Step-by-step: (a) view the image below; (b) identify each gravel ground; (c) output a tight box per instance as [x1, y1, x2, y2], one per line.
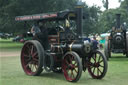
[0, 51, 20, 57]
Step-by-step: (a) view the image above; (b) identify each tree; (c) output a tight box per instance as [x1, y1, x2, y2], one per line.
[98, 7, 128, 33]
[120, 0, 128, 10]
[0, 0, 78, 33]
[102, 0, 109, 10]
[83, 5, 102, 35]
[0, 0, 103, 35]
[120, 0, 128, 28]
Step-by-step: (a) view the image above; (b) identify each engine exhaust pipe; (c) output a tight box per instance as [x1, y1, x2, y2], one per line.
[76, 1, 84, 39]
[116, 14, 121, 29]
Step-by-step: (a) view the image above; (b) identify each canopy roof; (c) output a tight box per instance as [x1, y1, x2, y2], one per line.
[15, 10, 76, 21]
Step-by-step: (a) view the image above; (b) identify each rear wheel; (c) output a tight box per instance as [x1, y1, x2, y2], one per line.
[88, 50, 108, 79]
[62, 51, 82, 82]
[21, 40, 44, 76]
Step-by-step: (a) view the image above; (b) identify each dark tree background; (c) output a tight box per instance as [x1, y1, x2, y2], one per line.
[0, 0, 101, 35]
[98, 0, 128, 33]
[0, 0, 127, 35]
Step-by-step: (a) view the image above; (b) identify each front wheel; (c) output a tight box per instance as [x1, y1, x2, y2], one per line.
[88, 50, 108, 79]
[104, 39, 111, 60]
[62, 51, 82, 82]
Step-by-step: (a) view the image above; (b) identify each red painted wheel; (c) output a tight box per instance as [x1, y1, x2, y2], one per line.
[88, 50, 108, 79]
[21, 40, 44, 76]
[62, 52, 82, 82]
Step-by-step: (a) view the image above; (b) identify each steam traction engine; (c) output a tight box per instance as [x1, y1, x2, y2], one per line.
[104, 14, 128, 60]
[15, 5, 108, 82]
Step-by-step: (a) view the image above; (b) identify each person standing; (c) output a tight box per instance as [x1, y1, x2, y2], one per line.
[92, 36, 99, 50]
[31, 24, 41, 36]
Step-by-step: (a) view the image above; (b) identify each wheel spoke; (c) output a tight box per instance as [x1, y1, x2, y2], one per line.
[64, 61, 68, 69]
[33, 59, 38, 65]
[31, 64, 34, 72]
[93, 67, 96, 74]
[23, 55, 30, 62]
[65, 59, 69, 65]
[97, 67, 102, 74]
[23, 53, 29, 57]
[25, 58, 31, 63]
[92, 56, 96, 62]
[31, 63, 37, 72]
[74, 68, 78, 73]
[31, 45, 34, 55]
[33, 65, 36, 72]
[71, 70, 75, 79]
[25, 61, 32, 68]
[94, 54, 96, 62]
[32, 51, 38, 58]
[35, 65, 38, 70]
[66, 69, 69, 73]
[33, 57, 38, 62]
[98, 55, 101, 62]
[88, 63, 94, 69]
[74, 61, 77, 65]
[99, 64, 104, 68]
[71, 55, 74, 61]
[88, 62, 93, 66]
[97, 68, 99, 76]
[99, 60, 103, 63]
[69, 55, 73, 63]
[26, 45, 31, 53]
[75, 65, 78, 68]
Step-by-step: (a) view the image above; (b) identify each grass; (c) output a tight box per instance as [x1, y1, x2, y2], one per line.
[0, 39, 128, 85]
[0, 38, 23, 52]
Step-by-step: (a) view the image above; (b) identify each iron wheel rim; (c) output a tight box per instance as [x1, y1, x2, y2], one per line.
[88, 51, 107, 79]
[21, 42, 39, 75]
[62, 54, 80, 81]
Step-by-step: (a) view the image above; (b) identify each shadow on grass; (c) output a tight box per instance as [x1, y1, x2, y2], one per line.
[39, 72, 109, 84]
[39, 72, 65, 81]
[109, 56, 128, 61]
[79, 77, 108, 84]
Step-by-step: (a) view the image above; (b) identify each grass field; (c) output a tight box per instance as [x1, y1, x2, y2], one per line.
[0, 39, 128, 85]
[0, 39, 23, 52]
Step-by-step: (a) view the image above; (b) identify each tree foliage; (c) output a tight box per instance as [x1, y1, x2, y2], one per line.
[0, 0, 101, 36]
[98, 0, 128, 33]
[0, 0, 78, 33]
[102, 0, 109, 10]
[2, 0, 128, 35]
[83, 5, 101, 35]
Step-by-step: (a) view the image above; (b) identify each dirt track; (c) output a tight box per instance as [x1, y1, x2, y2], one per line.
[0, 51, 20, 57]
